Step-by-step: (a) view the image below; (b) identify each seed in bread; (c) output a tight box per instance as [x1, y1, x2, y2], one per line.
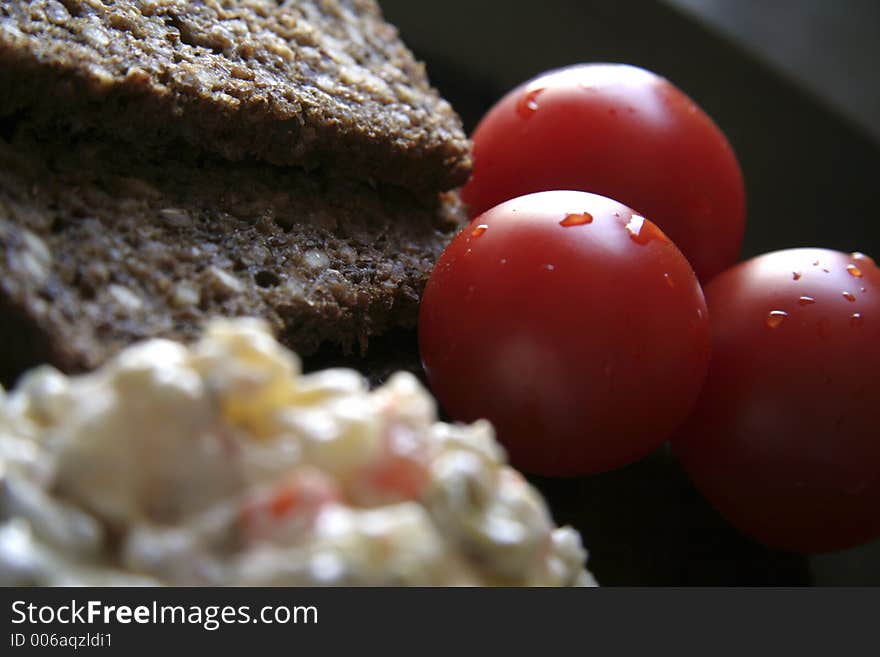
[0, 129, 464, 386]
[0, 0, 471, 191]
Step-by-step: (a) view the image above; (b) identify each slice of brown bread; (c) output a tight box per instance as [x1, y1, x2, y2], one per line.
[0, 127, 464, 386]
[0, 0, 470, 192]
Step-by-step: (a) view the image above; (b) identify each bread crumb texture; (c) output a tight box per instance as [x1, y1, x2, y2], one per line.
[0, 130, 465, 384]
[0, 0, 471, 190]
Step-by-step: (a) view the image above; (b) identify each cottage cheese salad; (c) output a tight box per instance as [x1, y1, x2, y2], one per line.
[0, 319, 595, 586]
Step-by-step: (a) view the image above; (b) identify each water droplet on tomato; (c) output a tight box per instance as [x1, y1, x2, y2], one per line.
[861, 287, 867, 293]
[664, 273, 675, 288]
[560, 212, 593, 227]
[516, 88, 543, 118]
[846, 264, 863, 278]
[792, 271, 802, 280]
[696, 308, 704, 320]
[471, 224, 488, 237]
[842, 291, 856, 302]
[765, 310, 788, 329]
[625, 214, 664, 245]
[798, 296, 816, 305]
[851, 312, 864, 327]
[544, 264, 556, 271]
[851, 251, 873, 264]
[500, 258, 508, 265]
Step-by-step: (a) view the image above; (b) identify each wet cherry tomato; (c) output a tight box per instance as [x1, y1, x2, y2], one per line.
[460, 63, 746, 282]
[673, 249, 880, 553]
[419, 191, 710, 476]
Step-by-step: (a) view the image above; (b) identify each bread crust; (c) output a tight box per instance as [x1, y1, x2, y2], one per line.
[0, 0, 471, 191]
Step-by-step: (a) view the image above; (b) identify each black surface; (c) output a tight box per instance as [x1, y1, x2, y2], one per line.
[530, 449, 811, 585]
[667, 0, 880, 145]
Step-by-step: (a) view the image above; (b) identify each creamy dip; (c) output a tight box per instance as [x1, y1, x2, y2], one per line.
[0, 318, 595, 586]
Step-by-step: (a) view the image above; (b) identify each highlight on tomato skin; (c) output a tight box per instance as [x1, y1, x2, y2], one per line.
[460, 63, 746, 283]
[418, 190, 711, 477]
[672, 248, 880, 554]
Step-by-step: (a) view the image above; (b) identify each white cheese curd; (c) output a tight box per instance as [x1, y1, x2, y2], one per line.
[0, 318, 596, 586]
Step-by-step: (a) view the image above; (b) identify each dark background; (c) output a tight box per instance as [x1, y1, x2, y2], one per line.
[368, 0, 880, 585]
[669, 0, 880, 145]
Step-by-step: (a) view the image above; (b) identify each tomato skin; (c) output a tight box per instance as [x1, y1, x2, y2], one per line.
[460, 63, 745, 282]
[672, 249, 880, 553]
[419, 191, 710, 476]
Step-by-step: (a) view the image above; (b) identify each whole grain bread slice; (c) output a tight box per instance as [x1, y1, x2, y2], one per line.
[0, 127, 463, 386]
[0, 0, 470, 192]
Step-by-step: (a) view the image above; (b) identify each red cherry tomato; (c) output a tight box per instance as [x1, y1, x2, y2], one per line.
[419, 191, 710, 476]
[460, 63, 746, 282]
[672, 249, 880, 553]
